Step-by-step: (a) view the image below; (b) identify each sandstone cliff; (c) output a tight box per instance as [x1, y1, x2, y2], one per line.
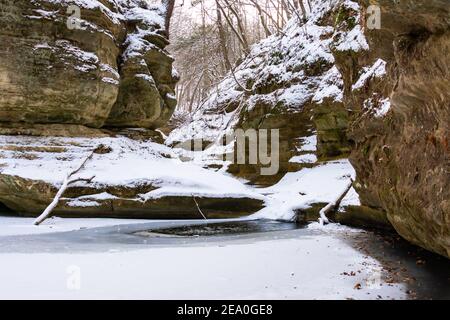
[342, 0, 450, 257]
[0, 0, 178, 130]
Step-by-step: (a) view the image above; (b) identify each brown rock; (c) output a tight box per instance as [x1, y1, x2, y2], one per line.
[343, 0, 450, 257]
[0, 0, 178, 129]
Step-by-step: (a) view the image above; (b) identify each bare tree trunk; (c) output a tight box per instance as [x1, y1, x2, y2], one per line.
[257, 0, 285, 33]
[285, 0, 304, 23]
[215, 0, 250, 55]
[281, 0, 292, 20]
[216, 6, 232, 71]
[221, 0, 250, 54]
[248, 0, 272, 37]
[298, 0, 308, 22]
[161, 0, 176, 38]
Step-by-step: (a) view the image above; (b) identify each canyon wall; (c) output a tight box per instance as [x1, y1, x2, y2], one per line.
[342, 0, 449, 257]
[0, 0, 178, 131]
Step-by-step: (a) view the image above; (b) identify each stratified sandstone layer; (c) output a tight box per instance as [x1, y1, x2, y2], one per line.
[0, 0, 177, 129]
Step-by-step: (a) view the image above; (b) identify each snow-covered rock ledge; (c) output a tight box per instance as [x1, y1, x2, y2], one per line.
[0, 133, 265, 219]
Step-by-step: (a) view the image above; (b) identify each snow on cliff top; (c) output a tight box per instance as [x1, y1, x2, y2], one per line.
[39, 0, 165, 27]
[35, 0, 168, 64]
[30, 0, 171, 84]
[0, 135, 264, 202]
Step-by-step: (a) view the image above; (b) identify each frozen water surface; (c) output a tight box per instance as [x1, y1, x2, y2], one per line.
[0, 215, 448, 300]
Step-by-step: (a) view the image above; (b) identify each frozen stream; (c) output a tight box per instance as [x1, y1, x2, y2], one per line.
[0, 215, 448, 300]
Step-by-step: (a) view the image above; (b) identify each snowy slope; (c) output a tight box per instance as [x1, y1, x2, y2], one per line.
[167, 0, 367, 146]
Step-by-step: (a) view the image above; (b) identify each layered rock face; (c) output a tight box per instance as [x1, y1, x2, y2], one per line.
[342, 0, 449, 257]
[0, 0, 177, 129]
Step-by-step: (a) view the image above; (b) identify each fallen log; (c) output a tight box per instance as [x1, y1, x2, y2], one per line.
[33, 150, 96, 226]
[319, 179, 354, 226]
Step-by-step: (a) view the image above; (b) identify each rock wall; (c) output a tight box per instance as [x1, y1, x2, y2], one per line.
[0, 0, 178, 130]
[340, 0, 449, 257]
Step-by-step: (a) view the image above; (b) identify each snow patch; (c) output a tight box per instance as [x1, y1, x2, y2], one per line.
[352, 59, 387, 91]
[0, 135, 264, 207]
[289, 154, 318, 164]
[374, 98, 391, 117]
[102, 77, 119, 85]
[364, 96, 392, 118]
[312, 66, 344, 103]
[252, 159, 357, 221]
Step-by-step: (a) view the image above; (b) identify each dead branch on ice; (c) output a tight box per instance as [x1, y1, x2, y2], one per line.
[319, 179, 354, 226]
[33, 150, 96, 226]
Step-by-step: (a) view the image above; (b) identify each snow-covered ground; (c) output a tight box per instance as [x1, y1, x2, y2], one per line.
[253, 159, 359, 221]
[0, 154, 401, 300]
[0, 153, 402, 300]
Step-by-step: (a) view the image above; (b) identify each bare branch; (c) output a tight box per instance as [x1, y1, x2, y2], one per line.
[33, 150, 96, 226]
[193, 195, 208, 220]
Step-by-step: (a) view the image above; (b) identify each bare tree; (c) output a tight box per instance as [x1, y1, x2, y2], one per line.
[169, 0, 311, 113]
[248, 0, 272, 37]
[216, 6, 232, 71]
[162, 0, 176, 37]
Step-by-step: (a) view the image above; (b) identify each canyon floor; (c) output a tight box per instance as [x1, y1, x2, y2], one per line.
[0, 215, 448, 300]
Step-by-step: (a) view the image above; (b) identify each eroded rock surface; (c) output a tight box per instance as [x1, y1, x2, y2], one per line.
[0, 0, 177, 129]
[340, 0, 449, 257]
